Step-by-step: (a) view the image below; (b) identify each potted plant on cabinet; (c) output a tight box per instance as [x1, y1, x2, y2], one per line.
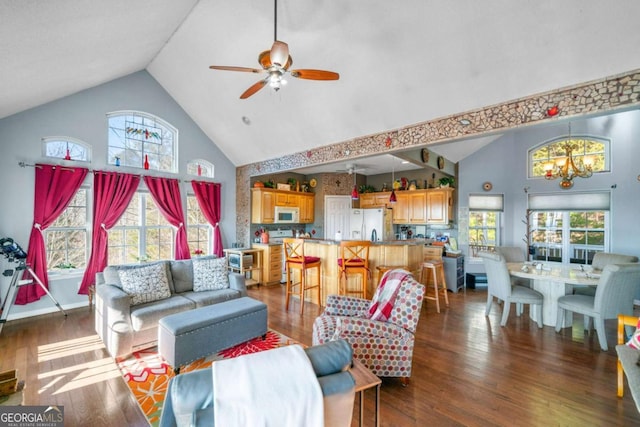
[438, 177, 455, 188]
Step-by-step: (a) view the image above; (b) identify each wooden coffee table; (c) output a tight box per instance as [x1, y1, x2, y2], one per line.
[350, 358, 382, 427]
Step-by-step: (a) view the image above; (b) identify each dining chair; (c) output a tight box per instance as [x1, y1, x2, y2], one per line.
[337, 240, 371, 299]
[283, 238, 322, 315]
[495, 246, 531, 288]
[479, 251, 544, 328]
[574, 252, 639, 297]
[555, 263, 640, 351]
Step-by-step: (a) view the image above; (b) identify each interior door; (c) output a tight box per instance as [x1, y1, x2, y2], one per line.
[324, 195, 352, 240]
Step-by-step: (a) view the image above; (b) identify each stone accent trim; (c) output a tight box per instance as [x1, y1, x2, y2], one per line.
[236, 69, 640, 245]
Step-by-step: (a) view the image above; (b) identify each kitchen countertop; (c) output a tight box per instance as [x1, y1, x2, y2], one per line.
[301, 238, 425, 246]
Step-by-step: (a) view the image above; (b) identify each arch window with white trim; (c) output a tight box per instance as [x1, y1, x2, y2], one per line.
[107, 111, 178, 172]
[42, 137, 91, 162]
[529, 135, 609, 179]
[187, 160, 214, 178]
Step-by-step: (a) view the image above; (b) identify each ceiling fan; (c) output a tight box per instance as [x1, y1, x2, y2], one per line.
[336, 164, 367, 175]
[209, 0, 339, 99]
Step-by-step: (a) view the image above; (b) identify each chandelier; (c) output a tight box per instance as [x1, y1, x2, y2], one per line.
[543, 123, 593, 189]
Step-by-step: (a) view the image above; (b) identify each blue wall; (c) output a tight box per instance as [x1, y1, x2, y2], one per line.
[458, 109, 640, 273]
[0, 71, 237, 319]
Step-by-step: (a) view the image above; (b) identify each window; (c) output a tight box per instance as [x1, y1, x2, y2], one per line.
[45, 188, 89, 270]
[42, 137, 91, 162]
[530, 211, 608, 264]
[187, 160, 214, 178]
[186, 195, 211, 256]
[108, 193, 174, 264]
[468, 194, 503, 258]
[107, 111, 178, 173]
[529, 135, 609, 178]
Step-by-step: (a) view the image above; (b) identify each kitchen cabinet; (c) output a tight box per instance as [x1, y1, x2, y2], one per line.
[392, 190, 427, 224]
[252, 243, 282, 285]
[251, 188, 315, 224]
[299, 193, 315, 223]
[275, 192, 299, 207]
[426, 188, 454, 224]
[251, 189, 275, 224]
[360, 192, 391, 208]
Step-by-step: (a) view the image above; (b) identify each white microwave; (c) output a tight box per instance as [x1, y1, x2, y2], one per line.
[274, 206, 299, 223]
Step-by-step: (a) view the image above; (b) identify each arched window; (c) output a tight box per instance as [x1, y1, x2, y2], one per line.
[42, 137, 91, 162]
[187, 159, 214, 178]
[107, 111, 178, 173]
[529, 135, 609, 179]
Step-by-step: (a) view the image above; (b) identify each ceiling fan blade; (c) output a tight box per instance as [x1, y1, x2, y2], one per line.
[270, 41, 289, 67]
[290, 69, 339, 80]
[209, 65, 265, 74]
[240, 79, 268, 99]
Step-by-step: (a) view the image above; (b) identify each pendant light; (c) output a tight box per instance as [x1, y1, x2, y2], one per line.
[351, 172, 359, 200]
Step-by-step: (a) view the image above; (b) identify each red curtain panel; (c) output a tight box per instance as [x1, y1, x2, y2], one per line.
[191, 180, 223, 257]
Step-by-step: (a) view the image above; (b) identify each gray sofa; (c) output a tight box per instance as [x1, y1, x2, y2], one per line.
[159, 339, 356, 427]
[95, 257, 247, 358]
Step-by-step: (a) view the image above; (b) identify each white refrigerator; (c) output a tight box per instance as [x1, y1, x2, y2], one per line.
[349, 208, 393, 242]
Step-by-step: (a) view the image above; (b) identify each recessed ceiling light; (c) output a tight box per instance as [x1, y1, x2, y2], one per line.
[242, 116, 251, 125]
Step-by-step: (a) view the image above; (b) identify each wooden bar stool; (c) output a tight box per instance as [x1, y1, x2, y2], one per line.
[283, 238, 322, 314]
[338, 240, 371, 299]
[375, 265, 409, 286]
[421, 246, 449, 313]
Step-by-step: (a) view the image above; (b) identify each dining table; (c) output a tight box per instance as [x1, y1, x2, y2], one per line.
[506, 262, 600, 327]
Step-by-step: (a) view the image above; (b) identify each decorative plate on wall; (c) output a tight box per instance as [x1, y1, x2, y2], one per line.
[309, 178, 317, 188]
[421, 148, 429, 163]
[483, 182, 493, 191]
[437, 156, 445, 170]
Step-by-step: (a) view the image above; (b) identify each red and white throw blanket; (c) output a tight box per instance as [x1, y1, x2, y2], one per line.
[367, 269, 410, 321]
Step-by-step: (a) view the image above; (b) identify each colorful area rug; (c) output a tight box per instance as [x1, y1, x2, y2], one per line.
[117, 330, 298, 426]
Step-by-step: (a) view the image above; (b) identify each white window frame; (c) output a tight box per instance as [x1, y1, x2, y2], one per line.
[467, 194, 504, 260]
[187, 159, 215, 178]
[186, 194, 212, 256]
[45, 184, 91, 275]
[106, 111, 178, 173]
[42, 136, 92, 163]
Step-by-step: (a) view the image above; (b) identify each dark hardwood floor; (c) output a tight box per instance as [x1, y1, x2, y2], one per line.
[1, 285, 638, 426]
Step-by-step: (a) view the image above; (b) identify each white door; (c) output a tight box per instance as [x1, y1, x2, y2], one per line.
[324, 196, 352, 240]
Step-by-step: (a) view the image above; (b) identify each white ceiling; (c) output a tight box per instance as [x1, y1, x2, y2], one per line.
[2, 0, 640, 171]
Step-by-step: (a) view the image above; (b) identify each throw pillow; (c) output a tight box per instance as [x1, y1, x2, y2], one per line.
[118, 262, 171, 305]
[626, 317, 640, 349]
[193, 257, 229, 292]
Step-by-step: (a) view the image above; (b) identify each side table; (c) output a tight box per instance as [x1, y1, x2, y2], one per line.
[350, 358, 381, 427]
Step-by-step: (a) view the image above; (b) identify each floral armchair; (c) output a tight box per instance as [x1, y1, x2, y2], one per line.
[312, 271, 425, 385]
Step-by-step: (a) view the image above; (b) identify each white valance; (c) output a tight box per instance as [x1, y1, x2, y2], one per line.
[528, 191, 610, 211]
[469, 194, 504, 212]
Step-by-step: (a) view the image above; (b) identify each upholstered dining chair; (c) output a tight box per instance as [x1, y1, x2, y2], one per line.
[574, 252, 639, 297]
[312, 269, 425, 386]
[495, 246, 530, 288]
[556, 263, 640, 351]
[479, 251, 544, 328]
[283, 238, 321, 315]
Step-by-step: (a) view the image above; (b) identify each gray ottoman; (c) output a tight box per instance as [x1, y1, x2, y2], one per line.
[158, 297, 268, 373]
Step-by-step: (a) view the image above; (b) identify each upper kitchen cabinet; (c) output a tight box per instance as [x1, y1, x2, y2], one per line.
[251, 188, 275, 223]
[360, 192, 392, 208]
[426, 188, 454, 224]
[299, 193, 315, 223]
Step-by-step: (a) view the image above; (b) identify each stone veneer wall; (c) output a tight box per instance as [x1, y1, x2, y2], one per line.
[236, 69, 640, 246]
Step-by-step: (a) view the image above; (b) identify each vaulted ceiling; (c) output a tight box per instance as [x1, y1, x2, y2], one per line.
[2, 0, 640, 168]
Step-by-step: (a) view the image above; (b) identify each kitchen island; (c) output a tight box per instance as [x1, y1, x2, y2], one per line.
[294, 239, 424, 305]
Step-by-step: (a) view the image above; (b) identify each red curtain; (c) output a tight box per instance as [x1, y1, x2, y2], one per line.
[144, 176, 191, 260]
[191, 181, 223, 257]
[78, 171, 140, 295]
[16, 164, 88, 304]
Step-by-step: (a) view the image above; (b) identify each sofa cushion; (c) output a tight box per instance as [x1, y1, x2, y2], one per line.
[119, 262, 172, 306]
[171, 259, 194, 293]
[181, 289, 243, 308]
[193, 257, 229, 292]
[104, 261, 175, 293]
[130, 295, 195, 332]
